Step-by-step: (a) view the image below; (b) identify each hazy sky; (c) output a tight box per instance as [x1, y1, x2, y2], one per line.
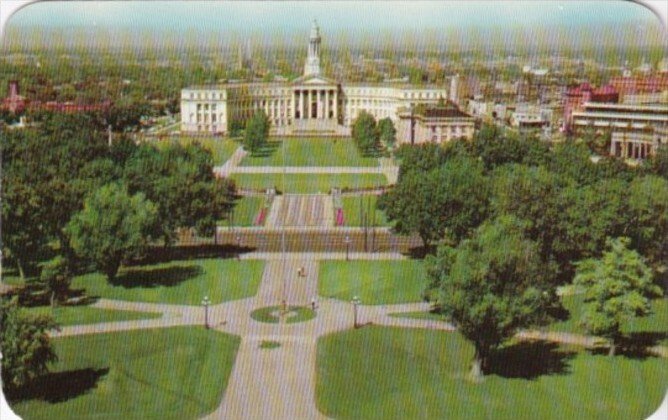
[7, 1, 660, 32]
[3, 1, 665, 49]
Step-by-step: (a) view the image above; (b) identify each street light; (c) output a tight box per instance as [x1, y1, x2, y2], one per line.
[201, 296, 211, 329]
[344, 235, 351, 261]
[351, 296, 361, 328]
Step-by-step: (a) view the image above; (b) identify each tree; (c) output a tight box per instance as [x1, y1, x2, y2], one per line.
[351, 111, 379, 154]
[393, 142, 452, 180]
[377, 117, 396, 149]
[554, 178, 629, 280]
[243, 110, 270, 153]
[379, 156, 488, 250]
[39, 256, 72, 308]
[426, 216, 553, 380]
[625, 176, 668, 266]
[642, 146, 668, 179]
[491, 164, 562, 281]
[573, 237, 662, 356]
[0, 298, 58, 392]
[124, 143, 236, 246]
[1, 129, 48, 279]
[66, 183, 157, 281]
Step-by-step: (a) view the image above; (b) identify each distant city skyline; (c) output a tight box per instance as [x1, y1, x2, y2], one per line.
[2, 1, 666, 51]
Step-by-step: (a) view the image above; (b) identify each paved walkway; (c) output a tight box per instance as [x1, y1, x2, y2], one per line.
[213, 146, 247, 178]
[48, 252, 668, 419]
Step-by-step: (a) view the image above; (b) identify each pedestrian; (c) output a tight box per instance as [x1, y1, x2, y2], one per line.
[311, 297, 316, 310]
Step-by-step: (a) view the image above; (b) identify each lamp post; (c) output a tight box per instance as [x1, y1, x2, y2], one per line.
[201, 296, 211, 329]
[344, 235, 351, 261]
[351, 296, 361, 328]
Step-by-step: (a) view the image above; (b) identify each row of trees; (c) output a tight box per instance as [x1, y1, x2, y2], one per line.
[351, 111, 396, 154]
[379, 127, 667, 378]
[2, 113, 236, 284]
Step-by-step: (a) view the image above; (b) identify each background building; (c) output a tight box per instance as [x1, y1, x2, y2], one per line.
[396, 101, 475, 144]
[571, 102, 668, 159]
[180, 21, 449, 138]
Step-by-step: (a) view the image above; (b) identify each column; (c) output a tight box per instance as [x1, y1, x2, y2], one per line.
[317, 90, 323, 119]
[292, 91, 297, 121]
[308, 90, 313, 119]
[334, 90, 338, 120]
[325, 90, 330, 119]
[299, 91, 304, 120]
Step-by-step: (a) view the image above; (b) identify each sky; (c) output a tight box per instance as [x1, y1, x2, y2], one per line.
[3, 1, 666, 49]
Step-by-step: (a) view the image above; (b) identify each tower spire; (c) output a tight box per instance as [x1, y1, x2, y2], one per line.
[304, 20, 322, 77]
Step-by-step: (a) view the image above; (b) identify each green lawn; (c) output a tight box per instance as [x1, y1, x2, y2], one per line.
[317, 326, 668, 420]
[22, 305, 161, 326]
[156, 136, 240, 165]
[551, 295, 668, 345]
[8, 327, 240, 420]
[231, 173, 387, 194]
[339, 195, 389, 227]
[240, 138, 379, 167]
[319, 260, 426, 305]
[224, 196, 268, 226]
[71, 259, 265, 305]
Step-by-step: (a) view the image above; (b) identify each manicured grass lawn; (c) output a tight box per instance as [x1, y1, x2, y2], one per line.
[223, 196, 268, 226]
[22, 305, 161, 326]
[339, 195, 389, 227]
[240, 138, 379, 167]
[317, 326, 668, 420]
[551, 295, 668, 345]
[8, 327, 240, 420]
[319, 260, 426, 305]
[231, 173, 387, 194]
[71, 259, 265, 305]
[156, 136, 240, 165]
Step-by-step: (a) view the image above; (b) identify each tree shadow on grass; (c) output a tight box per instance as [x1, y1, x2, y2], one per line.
[248, 141, 280, 158]
[487, 341, 576, 380]
[110, 265, 202, 288]
[589, 332, 668, 359]
[129, 245, 256, 265]
[6, 368, 109, 403]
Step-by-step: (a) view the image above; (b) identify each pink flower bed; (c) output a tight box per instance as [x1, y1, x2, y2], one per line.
[255, 208, 266, 225]
[336, 208, 344, 226]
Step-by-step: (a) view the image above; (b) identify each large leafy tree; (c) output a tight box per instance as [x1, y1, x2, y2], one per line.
[243, 110, 270, 153]
[0, 298, 58, 392]
[1, 129, 49, 278]
[351, 111, 379, 154]
[491, 164, 562, 280]
[426, 216, 553, 380]
[379, 156, 488, 249]
[124, 143, 236, 245]
[573, 237, 662, 356]
[555, 178, 629, 279]
[66, 183, 157, 281]
[393, 142, 457, 180]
